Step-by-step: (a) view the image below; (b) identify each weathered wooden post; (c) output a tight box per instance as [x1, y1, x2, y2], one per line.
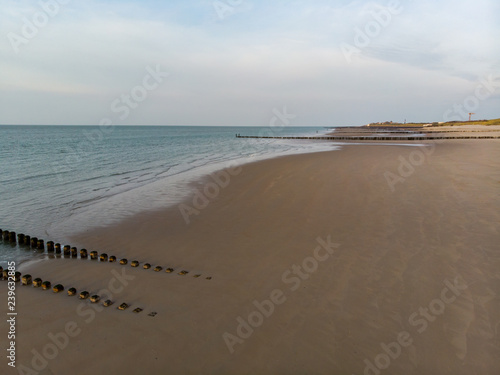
[109, 256, 117, 262]
[55, 243, 61, 254]
[47, 241, 54, 252]
[100, 253, 108, 262]
[90, 251, 98, 260]
[17, 233, 25, 244]
[33, 278, 42, 288]
[63, 245, 71, 257]
[25, 235, 31, 247]
[53, 284, 64, 293]
[41, 281, 51, 290]
[71, 247, 78, 258]
[30, 237, 38, 248]
[9, 231, 16, 243]
[119, 258, 128, 265]
[21, 274, 32, 285]
[80, 249, 88, 259]
[37, 239, 44, 251]
[118, 303, 129, 310]
[79, 291, 90, 299]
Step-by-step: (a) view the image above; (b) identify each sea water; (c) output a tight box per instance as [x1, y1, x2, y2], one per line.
[0, 125, 338, 265]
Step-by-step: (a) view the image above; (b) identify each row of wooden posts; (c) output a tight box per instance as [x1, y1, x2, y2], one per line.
[236, 135, 500, 141]
[0, 228, 212, 279]
[0, 266, 155, 315]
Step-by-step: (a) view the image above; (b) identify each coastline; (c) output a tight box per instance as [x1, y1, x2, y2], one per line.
[2, 139, 499, 374]
[45, 128, 339, 240]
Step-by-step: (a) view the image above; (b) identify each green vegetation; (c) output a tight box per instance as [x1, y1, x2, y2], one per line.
[450, 118, 500, 126]
[366, 118, 500, 128]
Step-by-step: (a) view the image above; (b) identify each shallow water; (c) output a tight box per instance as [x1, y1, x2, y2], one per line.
[0, 125, 337, 265]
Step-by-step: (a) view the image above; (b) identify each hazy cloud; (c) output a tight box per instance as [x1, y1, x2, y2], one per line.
[0, 0, 498, 125]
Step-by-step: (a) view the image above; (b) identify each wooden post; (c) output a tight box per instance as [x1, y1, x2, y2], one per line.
[63, 245, 71, 257]
[53, 284, 64, 293]
[80, 249, 88, 259]
[21, 274, 32, 285]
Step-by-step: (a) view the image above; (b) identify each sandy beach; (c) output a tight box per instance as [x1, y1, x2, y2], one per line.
[2, 139, 499, 374]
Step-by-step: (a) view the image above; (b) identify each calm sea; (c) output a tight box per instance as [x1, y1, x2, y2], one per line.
[0, 125, 338, 265]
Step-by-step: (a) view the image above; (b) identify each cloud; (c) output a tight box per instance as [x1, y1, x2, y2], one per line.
[0, 0, 498, 125]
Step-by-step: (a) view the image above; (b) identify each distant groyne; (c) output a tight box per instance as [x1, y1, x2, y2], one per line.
[235, 134, 500, 141]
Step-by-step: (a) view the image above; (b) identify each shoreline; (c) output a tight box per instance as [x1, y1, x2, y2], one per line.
[2, 139, 499, 374]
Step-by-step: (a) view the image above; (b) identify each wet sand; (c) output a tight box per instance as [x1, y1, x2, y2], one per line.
[1, 139, 499, 374]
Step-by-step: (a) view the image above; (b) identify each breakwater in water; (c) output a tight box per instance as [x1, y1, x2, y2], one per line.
[236, 135, 500, 141]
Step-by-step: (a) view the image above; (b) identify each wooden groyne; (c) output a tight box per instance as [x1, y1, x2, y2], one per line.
[0, 227, 214, 317]
[330, 129, 500, 134]
[0, 227, 211, 279]
[235, 135, 500, 141]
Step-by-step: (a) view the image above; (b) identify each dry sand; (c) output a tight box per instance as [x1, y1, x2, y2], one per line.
[1, 139, 499, 375]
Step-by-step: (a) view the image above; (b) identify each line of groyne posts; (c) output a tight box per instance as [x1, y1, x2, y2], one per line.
[1, 228, 83, 258]
[0, 228, 212, 280]
[235, 134, 500, 141]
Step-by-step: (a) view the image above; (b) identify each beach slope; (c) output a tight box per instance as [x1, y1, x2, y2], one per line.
[2, 140, 499, 374]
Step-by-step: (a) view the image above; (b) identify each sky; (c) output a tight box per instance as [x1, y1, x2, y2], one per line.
[0, 0, 499, 126]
